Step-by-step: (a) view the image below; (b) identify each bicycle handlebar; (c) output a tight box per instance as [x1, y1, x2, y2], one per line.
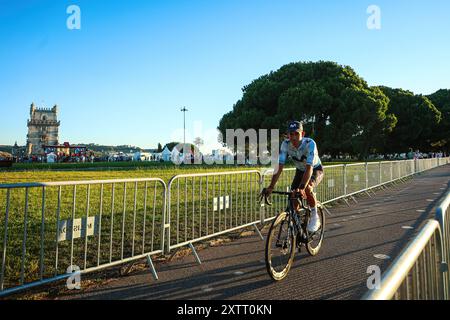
[259, 188, 306, 207]
[271, 191, 293, 196]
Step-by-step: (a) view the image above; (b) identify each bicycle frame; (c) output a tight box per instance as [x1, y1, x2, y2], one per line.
[272, 191, 309, 245]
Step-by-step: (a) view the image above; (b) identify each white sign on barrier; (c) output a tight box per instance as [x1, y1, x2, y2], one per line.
[58, 216, 99, 242]
[354, 175, 360, 182]
[213, 196, 230, 211]
[328, 179, 335, 188]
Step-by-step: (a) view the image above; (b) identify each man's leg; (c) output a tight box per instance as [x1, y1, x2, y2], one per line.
[305, 184, 316, 207]
[290, 169, 304, 212]
[306, 170, 324, 232]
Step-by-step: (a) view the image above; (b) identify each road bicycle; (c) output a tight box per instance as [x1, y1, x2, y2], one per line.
[260, 189, 326, 281]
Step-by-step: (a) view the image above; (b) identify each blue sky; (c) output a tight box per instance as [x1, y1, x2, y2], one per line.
[1, 0, 449, 149]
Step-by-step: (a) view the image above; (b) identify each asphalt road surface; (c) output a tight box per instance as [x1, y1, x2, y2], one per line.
[53, 165, 450, 300]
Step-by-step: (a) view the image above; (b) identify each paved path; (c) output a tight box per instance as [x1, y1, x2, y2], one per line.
[56, 165, 450, 300]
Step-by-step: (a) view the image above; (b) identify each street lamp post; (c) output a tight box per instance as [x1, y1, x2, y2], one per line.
[181, 107, 188, 148]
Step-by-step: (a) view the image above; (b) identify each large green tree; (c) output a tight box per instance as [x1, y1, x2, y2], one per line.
[427, 89, 450, 152]
[218, 61, 397, 158]
[377, 87, 442, 153]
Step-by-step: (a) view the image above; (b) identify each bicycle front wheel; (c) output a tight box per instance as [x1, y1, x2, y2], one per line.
[265, 212, 296, 281]
[306, 206, 325, 256]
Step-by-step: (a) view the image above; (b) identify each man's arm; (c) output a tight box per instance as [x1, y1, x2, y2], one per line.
[299, 139, 317, 189]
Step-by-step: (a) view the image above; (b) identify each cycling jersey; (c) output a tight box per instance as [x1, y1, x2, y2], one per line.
[279, 138, 322, 171]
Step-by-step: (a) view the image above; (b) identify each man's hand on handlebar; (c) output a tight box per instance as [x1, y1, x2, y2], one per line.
[263, 186, 274, 197]
[293, 184, 307, 200]
[259, 186, 274, 206]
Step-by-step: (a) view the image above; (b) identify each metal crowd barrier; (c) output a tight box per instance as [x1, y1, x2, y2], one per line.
[362, 220, 446, 300]
[260, 165, 346, 220]
[0, 158, 448, 297]
[345, 163, 368, 195]
[363, 190, 450, 300]
[166, 170, 263, 258]
[417, 158, 440, 173]
[435, 191, 450, 297]
[260, 159, 446, 223]
[0, 178, 166, 297]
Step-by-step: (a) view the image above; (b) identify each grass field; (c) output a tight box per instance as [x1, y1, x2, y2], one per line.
[7, 161, 219, 171]
[0, 159, 416, 292]
[0, 165, 270, 291]
[0, 165, 256, 184]
[0, 160, 374, 184]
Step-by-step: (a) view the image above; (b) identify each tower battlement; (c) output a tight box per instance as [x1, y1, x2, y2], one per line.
[30, 103, 58, 115]
[26, 103, 60, 155]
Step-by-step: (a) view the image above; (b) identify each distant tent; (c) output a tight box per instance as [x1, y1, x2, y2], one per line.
[47, 152, 57, 163]
[161, 146, 172, 162]
[133, 151, 151, 161]
[133, 152, 141, 161]
[171, 146, 181, 163]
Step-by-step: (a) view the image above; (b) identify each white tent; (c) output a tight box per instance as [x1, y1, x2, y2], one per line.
[171, 146, 182, 163]
[161, 146, 172, 162]
[133, 151, 151, 161]
[47, 152, 57, 163]
[133, 152, 141, 161]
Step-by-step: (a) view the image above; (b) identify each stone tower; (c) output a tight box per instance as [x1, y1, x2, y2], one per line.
[26, 103, 60, 155]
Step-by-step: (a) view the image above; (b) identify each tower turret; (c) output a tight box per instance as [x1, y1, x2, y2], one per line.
[30, 102, 36, 116]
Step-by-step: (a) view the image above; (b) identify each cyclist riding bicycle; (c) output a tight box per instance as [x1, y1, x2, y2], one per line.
[263, 120, 324, 233]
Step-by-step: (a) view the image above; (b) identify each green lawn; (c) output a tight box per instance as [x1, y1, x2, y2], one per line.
[4, 158, 383, 171]
[0, 159, 412, 292]
[0, 166, 266, 290]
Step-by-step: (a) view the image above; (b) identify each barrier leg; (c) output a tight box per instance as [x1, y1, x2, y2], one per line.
[253, 223, 264, 240]
[343, 197, 351, 207]
[321, 204, 332, 217]
[189, 243, 202, 265]
[146, 255, 159, 281]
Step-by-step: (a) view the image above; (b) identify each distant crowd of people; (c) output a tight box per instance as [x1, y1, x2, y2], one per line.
[7, 148, 449, 165]
[409, 149, 446, 160]
[13, 153, 96, 164]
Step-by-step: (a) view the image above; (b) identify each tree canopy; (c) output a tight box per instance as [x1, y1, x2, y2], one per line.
[218, 61, 398, 158]
[427, 89, 450, 151]
[218, 61, 449, 157]
[377, 87, 442, 153]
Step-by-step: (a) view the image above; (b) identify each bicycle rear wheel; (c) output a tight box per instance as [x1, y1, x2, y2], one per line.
[306, 206, 325, 256]
[265, 212, 296, 281]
